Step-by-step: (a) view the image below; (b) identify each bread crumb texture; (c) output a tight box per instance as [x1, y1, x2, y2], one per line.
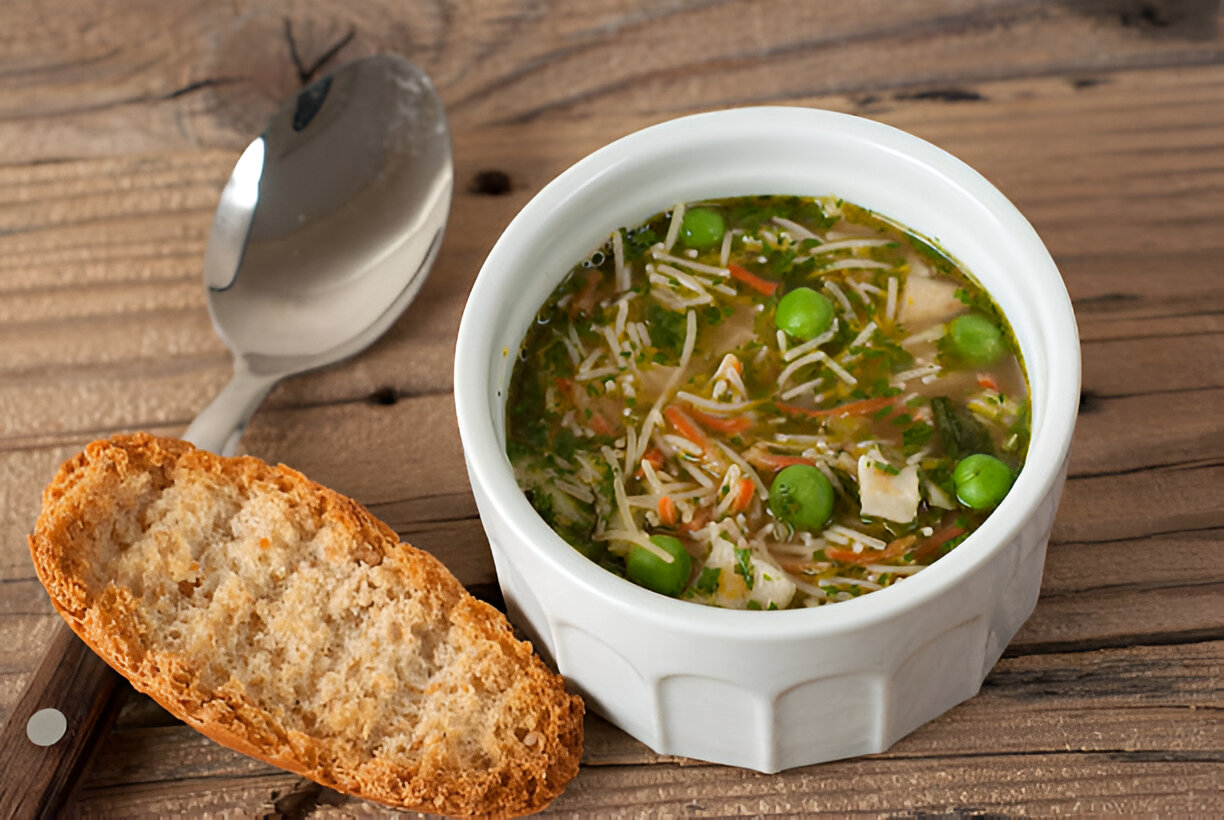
[29, 434, 583, 818]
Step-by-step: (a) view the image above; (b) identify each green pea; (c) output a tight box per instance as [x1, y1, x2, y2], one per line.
[626, 534, 692, 597]
[680, 208, 725, 249]
[953, 453, 1013, 509]
[948, 313, 1005, 365]
[775, 287, 834, 341]
[768, 464, 835, 531]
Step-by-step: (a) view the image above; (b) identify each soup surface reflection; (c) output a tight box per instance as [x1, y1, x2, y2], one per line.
[506, 195, 1029, 610]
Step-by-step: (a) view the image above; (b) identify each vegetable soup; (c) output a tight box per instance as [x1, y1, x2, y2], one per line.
[506, 195, 1029, 610]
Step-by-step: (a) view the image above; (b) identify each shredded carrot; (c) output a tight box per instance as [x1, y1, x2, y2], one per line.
[747, 451, 815, 471]
[777, 396, 895, 420]
[825, 534, 917, 566]
[664, 405, 710, 453]
[727, 263, 779, 296]
[977, 374, 1000, 392]
[635, 447, 666, 478]
[567, 269, 602, 318]
[658, 495, 678, 526]
[588, 411, 614, 437]
[912, 522, 967, 563]
[727, 354, 743, 375]
[688, 406, 751, 434]
[731, 477, 754, 513]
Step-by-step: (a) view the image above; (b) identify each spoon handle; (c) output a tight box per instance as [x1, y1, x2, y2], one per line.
[0, 623, 123, 817]
[183, 360, 279, 455]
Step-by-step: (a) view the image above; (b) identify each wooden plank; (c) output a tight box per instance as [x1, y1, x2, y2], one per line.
[68, 641, 1224, 814]
[70, 755, 1223, 817]
[548, 755, 1222, 815]
[1070, 386, 1224, 477]
[1054, 462, 1224, 544]
[3, 0, 1223, 164]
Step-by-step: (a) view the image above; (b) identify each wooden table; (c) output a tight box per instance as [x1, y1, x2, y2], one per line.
[2, 1, 1221, 815]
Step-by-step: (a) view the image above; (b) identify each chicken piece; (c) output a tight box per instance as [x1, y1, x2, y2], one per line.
[747, 554, 797, 611]
[858, 451, 921, 523]
[898, 274, 966, 326]
[703, 535, 796, 610]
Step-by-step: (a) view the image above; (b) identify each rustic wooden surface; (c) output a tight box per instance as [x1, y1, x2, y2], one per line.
[1, 0, 1222, 816]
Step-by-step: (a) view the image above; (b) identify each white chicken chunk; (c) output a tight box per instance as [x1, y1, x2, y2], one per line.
[747, 554, 797, 611]
[898, 274, 966, 326]
[702, 535, 796, 610]
[858, 452, 921, 524]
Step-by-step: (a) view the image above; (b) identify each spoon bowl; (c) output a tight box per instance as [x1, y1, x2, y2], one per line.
[185, 54, 452, 454]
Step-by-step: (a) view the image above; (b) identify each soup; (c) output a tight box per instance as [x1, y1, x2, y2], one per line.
[506, 195, 1029, 610]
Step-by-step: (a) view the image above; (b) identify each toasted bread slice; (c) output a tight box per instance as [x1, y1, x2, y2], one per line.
[29, 434, 583, 817]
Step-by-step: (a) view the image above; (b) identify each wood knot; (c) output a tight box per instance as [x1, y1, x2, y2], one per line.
[368, 387, 399, 406]
[471, 169, 512, 196]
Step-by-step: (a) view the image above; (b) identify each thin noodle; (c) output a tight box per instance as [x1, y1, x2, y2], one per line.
[810, 237, 893, 254]
[771, 216, 819, 242]
[663, 202, 686, 251]
[633, 310, 697, 466]
[613, 229, 628, 292]
[653, 249, 730, 277]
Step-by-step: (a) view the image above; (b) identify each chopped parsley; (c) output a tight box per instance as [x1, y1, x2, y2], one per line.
[695, 566, 722, 594]
[734, 546, 756, 590]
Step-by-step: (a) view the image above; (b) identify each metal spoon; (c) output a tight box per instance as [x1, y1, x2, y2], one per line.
[184, 53, 452, 454]
[0, 54, 451, 817]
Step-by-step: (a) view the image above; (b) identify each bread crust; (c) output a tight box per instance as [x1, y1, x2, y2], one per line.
[29, 433, 583, 818]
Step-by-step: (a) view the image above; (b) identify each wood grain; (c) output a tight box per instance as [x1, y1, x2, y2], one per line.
[0, 0, 1221, 816]
[68, 642, 1223, 815]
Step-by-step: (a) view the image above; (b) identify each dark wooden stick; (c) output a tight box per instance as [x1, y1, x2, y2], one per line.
[0, 622, 123, 818]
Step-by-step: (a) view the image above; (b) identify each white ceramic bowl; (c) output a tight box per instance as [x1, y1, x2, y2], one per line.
[454, 107, 1079, 773]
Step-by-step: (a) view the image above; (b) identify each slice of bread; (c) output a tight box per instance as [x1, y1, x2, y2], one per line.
[29, 433, 583, 817]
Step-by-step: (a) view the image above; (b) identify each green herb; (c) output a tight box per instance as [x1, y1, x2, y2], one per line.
[734, 546, 756, 590]
[903, 422, 934, 452]
[695, 566, 721, 593]
[530, 489, 556, 527]
[872, 460, 900, 476]
[931, 396, 993, 458]
[701, 303, 734, 328]
[746, 600, 762, 610]
[623, 227, 658, 262]
[644, 301, 687, 357]
[871, 405, 894, 421]
[940, 532, 970, 556]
